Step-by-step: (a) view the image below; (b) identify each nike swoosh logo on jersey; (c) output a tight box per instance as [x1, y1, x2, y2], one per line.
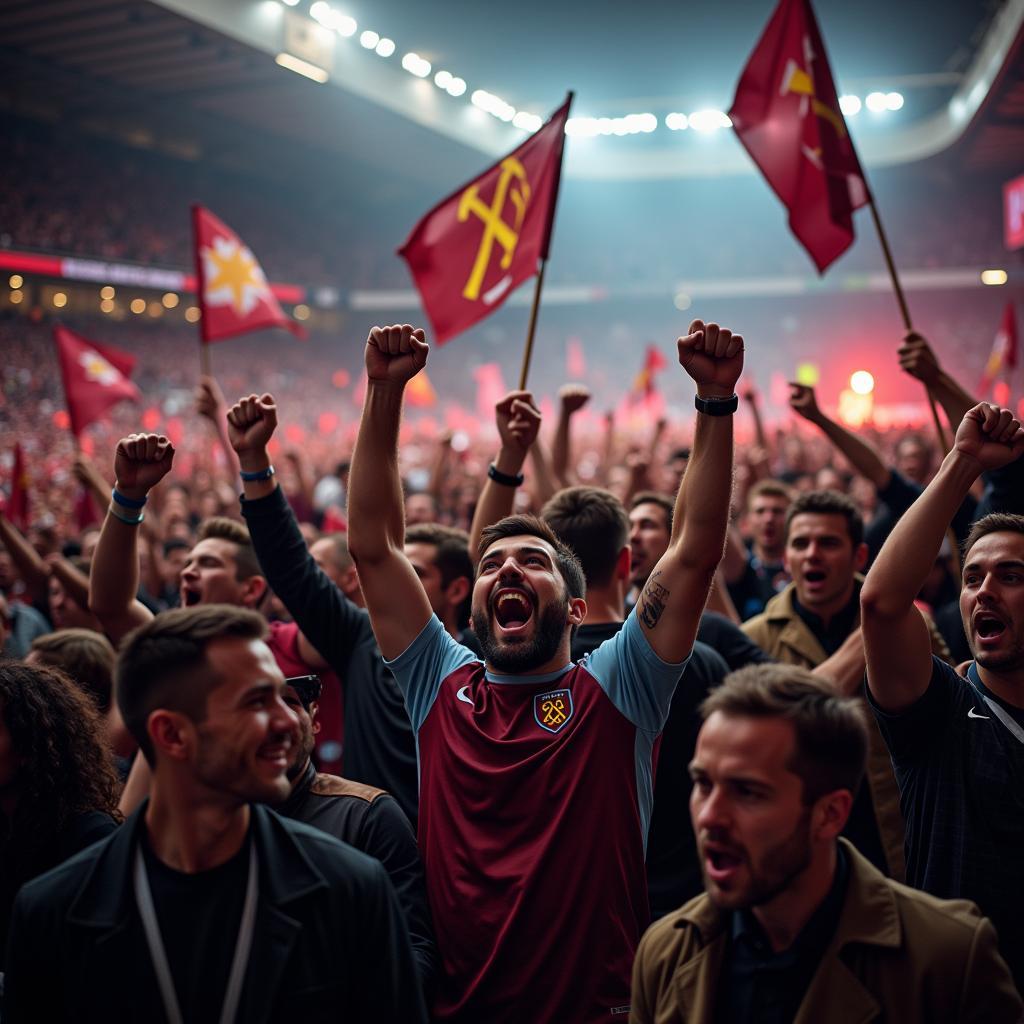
[968, 707, 990, 720]
[456, 685, 474, 706]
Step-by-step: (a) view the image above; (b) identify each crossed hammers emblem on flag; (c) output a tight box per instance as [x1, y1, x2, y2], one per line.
[457, 157, 531, 302]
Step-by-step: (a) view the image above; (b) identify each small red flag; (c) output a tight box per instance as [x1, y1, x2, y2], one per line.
[729, 0, 869, 272]
[54, 326, 141, 437]
[399, 95, 572, 344]
[632, 345, 668, 397]
[406, 369, 438, 408]
[8, 444, 29, 531]
[981, 303, 1019, 394]
[192, 205, 305, 344]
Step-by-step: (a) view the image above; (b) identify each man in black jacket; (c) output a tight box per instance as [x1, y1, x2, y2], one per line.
[3, 605, 425, 1024]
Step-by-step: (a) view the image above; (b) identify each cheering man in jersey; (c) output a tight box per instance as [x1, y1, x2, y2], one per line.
[347, 321, 743, 1023]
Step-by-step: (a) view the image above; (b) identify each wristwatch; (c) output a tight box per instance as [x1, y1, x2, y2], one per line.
[694, 393, 739, 416]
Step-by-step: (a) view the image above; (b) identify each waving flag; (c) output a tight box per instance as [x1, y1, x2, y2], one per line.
[981, 302, 1019, 395]
[399, 96, 572, 344]
[192, 205, 305, 343]
[632, 345, 668, 398]
[8, 444, 29, 530]
[730, 0, 869, 272]
[54, 326, 140, 437]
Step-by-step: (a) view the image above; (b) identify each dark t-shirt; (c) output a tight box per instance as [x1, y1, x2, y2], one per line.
[696, 612, 773, 671]
[869, 657, 1024, 990]
[140, 827, 251, 1024]
[573, 623, 730, 918]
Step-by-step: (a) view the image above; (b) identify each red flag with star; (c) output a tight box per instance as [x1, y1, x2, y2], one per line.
[192, 205, 306, 343]
[8, 444, 29, 531]
[398, 95, 572, 345]
[54, 326, 141, 437]
[729, 0, 869, 272]
[980, 302, 1019, 395]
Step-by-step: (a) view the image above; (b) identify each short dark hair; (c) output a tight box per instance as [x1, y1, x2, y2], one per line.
[30, 628, 116, 711]
[963, 513, 1024, 561]
[701, 663, 868, 804]
[406, 523, 474, 627]
[747, 479, 793, 509]
[116, 605, 268, 764]
[541, 487, 629, 589]
[314, 532, 354, 573]
[163, 537, 190, 558]
[478, 514, 586, 601]
[630, 491, 674, 536]
[196, 517, 261, 581]
[785, 489, 863, 548]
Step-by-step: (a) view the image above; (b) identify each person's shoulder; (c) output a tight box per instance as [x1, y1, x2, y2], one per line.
[310, 772, 389, 805]
[17, 825, 118, 908]
[270, 808, 384, 877]
[637, 893, 719, 964]
[688, 639, 729, 676]
[886, 875, 996, 952]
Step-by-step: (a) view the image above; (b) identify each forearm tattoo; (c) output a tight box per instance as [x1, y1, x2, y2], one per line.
[639, 572, 670, 630]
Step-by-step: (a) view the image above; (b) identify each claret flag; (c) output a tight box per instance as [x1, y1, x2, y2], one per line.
[54, 325, 141, 437]
[981, 302, 1019, 395]
[730, 0, 869, 272]
[399, 95, 572, 345]
[191, 205, 305, 344]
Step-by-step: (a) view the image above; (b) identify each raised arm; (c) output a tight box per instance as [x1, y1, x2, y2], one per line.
[88, 433, 173, 643]
[898, 330, 974, 433]
[347, 325, 434, 659]
[468, 390, 542, 557]
[195, 375, 241, 480]
[0, 510, 50, 602]
[789, 383, 890, 489]
[552, 383, 590, 488]
[862, 403, 1024, 712]
[637, 319, 742, 663]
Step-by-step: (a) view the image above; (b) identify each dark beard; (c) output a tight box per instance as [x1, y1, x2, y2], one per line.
[474, 599, 568, 674]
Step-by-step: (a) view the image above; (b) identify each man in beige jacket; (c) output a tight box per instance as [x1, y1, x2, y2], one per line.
[630, 664, 1020, 1024]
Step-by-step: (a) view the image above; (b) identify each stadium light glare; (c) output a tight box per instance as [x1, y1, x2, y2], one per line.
[162, 292, 179, 309]
[9, 290, 23, 304]
[147, 302, 163, 318]
[839, 94, 861, 116]
[185, 306, 201, 323]
[359, 30, 379, 49]
[981, 269, 1008, 286]
[336, 15, 356, 37]
[52, 292, 67, 308]
[309, 1, 331, 24]
[293, 304, 311, 321]
[688, 109, 731, 132]
[275, 52, 329, 83]
[100, 285, 114, 299]
[665, 112, 689, 130]
[434, 69, 452, 89]
[100, 298, 115, 313]
[130, 298, 146, 314]
[402, 52, 431, 77]
[865, 91, 887, 112]
[280, 0, 300, 6]
[9, 274, 23, 289]
[513, 111, 542, 132]
[885, 91, 904, 111]
[850, 370, 875, 395]
[446, 77, 466, 97]
[375, 37, 395, 57]
[565, 117, 600, 138]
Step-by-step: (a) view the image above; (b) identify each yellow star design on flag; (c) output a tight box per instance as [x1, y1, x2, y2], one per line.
[204, 240, 264, 314]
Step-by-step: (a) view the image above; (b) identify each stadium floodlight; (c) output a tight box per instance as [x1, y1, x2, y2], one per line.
[688, 109, 731, 132]
[375, 37, 395, 57]
[981, 270, 1008, 286]
[885, 91, 904, 111]
[839, 94, 861, 116]
[865, 91, 887, 112]
[336, 15, 356, 37]
[309, 1, 331, 24]
[359, 29, 379, 49]
[402, 52, 431, 77]
[665, 112, 689, 130]
[513, 111, 543, 132]
[446, 76, 466, 97]
[565, 117, 600, 137]
[280, 0, 300, 6]
[434, 69, 453, 89]
[275, 52, 329, 83]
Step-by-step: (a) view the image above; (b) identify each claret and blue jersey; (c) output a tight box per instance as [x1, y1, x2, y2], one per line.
[387, 610, 686, 1023]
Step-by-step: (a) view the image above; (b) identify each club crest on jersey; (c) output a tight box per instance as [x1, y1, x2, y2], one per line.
[534, 688, 574, 734]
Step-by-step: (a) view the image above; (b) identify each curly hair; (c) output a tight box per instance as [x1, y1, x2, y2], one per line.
[0, 661, 121, 875]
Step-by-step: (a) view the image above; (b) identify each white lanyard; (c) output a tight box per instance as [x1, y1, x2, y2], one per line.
[967, 664, 1024, 746]
[133, 842, 258, 1024]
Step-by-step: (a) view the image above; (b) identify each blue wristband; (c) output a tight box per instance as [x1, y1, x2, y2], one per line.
[112, 488, 147, 510]
[239, 465, 276, 482]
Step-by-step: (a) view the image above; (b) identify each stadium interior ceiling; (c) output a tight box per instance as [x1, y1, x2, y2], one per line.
[0, 0, 1022, 416]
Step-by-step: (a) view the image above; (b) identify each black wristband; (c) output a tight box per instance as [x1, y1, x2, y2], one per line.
[694, 393, 739, 416]
[488, 463, 524, 487]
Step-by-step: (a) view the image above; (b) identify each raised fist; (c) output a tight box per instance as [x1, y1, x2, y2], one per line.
[954, 403, 1024, 473]
[898, 331, 941, 385]
[788, 383, 822, 423]
[227, 393, 278, 456]
[113, 433, 175, 500]
[495, 390, 541, 456]
[195, 376, 227, 424]
[559, 384, 591, 415]
[365, 324, 429, 386]
[677, 320, 744, 396]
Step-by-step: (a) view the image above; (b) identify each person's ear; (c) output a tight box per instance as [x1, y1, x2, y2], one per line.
[568, 597, 587, 627]
[444, 576, 471, 611]
[148, 710, 192, 762]
[309, 700, 321, 736]
[853, 542, 868, 573]
[812, 789, 853, 842]
[243, 575, 269, 609]
[614, 546, 631, 583]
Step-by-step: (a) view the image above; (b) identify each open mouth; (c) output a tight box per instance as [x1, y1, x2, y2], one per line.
[181, 587, 201, 607]
[703, 843, 744, 881]
[257, 740, 291, 769]
[975, 614, 1006, 640]
[803, 570, 826, 585]
[492, 588, 534, 631]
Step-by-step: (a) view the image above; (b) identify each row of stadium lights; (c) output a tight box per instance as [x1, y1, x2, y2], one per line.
[4, 277, 314, 321]
[281, 1, 907, 137]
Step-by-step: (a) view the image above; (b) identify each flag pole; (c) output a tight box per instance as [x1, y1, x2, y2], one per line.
[866, 197, 948, 450]
[518, 259, 548, 390]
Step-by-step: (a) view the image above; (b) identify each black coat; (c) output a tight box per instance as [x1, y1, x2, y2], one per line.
[3, 803, 427, 1023]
